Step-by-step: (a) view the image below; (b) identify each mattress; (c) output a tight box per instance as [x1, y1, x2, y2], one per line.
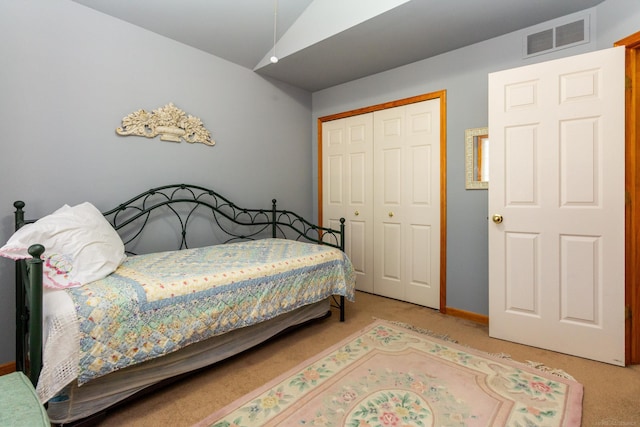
[35, 238, 355, 423]
[69, 238, 353, 385]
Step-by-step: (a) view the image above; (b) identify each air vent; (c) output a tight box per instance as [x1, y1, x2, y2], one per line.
[527, 29, 553, 55]
[524, 15, 589, 57]
[555, 20, 585, 48]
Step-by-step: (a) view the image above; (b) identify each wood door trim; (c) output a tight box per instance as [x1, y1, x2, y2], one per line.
[615, 31, 640, 364]
[317, 90, 448, 313]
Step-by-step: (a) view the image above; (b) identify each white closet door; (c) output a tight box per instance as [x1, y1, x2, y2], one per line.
[322, 114, 374, 292]
[373, 99, 441, 308]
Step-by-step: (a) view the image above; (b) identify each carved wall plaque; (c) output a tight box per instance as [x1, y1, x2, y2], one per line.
[116, 103, 214, 146]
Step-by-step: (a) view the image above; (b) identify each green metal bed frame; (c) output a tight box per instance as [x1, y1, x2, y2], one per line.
[14, 183, 347, 387]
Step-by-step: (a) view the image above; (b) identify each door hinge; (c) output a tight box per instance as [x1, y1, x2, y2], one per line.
[626, 305, 632, 320]
[626, 75, 633, 90]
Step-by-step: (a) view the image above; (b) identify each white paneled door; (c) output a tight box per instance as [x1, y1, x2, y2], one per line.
[322, 114, 374, 293]
[373, 101, 441, 308]
[322, 98, 441, 309]
[488, 47, 626, 365]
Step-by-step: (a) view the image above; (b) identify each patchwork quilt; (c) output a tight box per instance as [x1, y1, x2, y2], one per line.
[67, 238, 355, 385]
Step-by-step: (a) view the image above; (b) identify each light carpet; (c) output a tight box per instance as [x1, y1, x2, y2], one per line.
[193, 319, 583, 427]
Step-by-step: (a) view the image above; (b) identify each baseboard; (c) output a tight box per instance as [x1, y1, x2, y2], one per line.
[0, 362, 16, 376]
[445, 306, 489, 325]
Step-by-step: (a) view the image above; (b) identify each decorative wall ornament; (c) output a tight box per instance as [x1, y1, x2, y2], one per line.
[116, 103, 214, 146]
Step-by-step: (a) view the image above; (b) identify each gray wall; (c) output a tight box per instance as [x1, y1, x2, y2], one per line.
[311, 0, 640, 316]
[0, 0, 312, 364]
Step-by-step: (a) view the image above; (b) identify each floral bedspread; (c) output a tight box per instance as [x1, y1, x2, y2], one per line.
[67, 238, 355, 385]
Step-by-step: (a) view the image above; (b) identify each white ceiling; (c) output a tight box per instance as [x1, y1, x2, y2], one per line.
[72, 0, 605, 92]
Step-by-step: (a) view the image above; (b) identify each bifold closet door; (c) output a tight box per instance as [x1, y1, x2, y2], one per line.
[373, 99, 440, 308]
[322, 114, 374, 293]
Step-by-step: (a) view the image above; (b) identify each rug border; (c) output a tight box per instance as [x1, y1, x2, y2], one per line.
[192, 319, 584, 427]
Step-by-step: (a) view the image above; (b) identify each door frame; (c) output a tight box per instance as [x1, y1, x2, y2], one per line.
[317, 90, 448, 312]
[615, 31, 640, 364]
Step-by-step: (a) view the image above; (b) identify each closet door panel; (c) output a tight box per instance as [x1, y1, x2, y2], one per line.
[322, 114, 374, 293]
[410, 224, 431, 286]
[374, 108, 406, 300]
[404, 101, 440, 307]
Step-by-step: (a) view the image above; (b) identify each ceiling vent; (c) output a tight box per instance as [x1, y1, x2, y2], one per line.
[524, 15, 589, 57]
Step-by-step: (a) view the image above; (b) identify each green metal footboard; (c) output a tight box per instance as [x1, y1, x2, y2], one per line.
[13, 184, 348, 388]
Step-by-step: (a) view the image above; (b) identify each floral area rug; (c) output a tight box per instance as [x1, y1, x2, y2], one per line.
[193, 319, 583, 427]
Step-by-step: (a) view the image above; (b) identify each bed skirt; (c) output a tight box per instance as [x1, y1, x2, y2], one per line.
[46, 300, 330, 424]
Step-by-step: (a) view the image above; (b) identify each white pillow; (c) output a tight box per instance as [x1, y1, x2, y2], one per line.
[0, 202, 126, 289]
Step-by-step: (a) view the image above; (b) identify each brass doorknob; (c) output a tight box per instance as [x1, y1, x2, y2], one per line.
[492, 214, 503, 224]
[354, 210, 360, 216]
[388, 212, 394, 218]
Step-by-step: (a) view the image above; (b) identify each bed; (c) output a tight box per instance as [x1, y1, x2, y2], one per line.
[3, 184, 355, 425]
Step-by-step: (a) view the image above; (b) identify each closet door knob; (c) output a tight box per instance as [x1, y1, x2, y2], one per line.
[388, 211, 394, 218]
[492, 214, 503, 224]
[354, 210, 360, 216]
